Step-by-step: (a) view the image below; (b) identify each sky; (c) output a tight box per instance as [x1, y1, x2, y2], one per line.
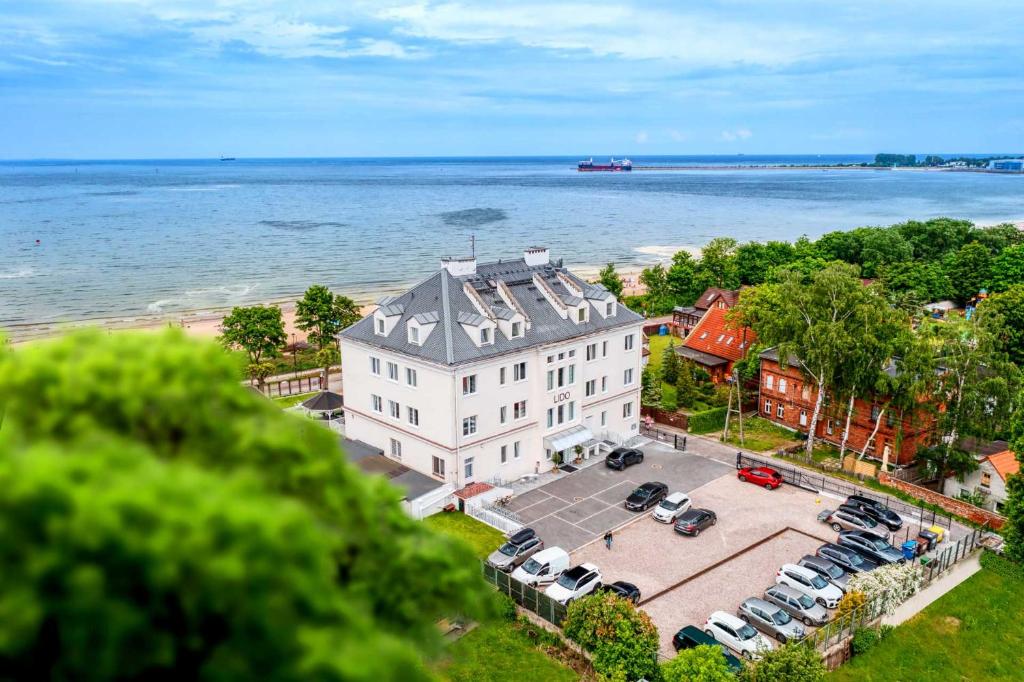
[1, 0, 1022, 159]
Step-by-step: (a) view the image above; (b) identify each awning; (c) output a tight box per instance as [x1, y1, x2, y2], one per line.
[544, 425, 594, 452]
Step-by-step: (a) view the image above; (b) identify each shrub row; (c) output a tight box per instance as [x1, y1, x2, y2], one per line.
[979, 548, 1024, 580]
[687, 406, 728, 434]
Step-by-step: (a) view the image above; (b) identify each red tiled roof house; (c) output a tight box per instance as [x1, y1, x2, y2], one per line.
[674, 305, 756, 382]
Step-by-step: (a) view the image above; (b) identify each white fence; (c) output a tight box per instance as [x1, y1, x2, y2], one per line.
[465, 500, 524, 534]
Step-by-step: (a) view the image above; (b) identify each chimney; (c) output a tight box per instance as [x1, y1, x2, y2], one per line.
[441, 255, 477, 277]
[523, 246, 549, 267]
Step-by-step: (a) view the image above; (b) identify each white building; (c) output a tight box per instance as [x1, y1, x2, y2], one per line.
[340, 247, 645, 488]
[943, 449, 1019, 513]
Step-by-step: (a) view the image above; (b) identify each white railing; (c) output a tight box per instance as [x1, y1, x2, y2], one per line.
[465, 500, 524, 534]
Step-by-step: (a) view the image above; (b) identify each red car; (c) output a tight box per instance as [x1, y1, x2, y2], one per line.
[738, 466, 783, 490]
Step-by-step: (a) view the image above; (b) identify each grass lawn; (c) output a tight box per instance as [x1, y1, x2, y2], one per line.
[722, 416, 800, 452]
[423, 511, 505, 559]
[830, 560, 1024, 681]
[439, 621, 579, 682]
[271, 391, 318, 408]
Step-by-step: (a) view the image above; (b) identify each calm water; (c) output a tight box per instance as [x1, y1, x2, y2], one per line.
[1, 155, 1021, 326]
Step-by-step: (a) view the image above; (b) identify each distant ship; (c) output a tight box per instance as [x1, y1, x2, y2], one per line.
[220, 156, 236, 161]
[578, 157, 632, 172]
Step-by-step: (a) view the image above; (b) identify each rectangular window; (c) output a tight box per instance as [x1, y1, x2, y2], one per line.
[577, 307, 586, 322]
[376, 317, 385, 335]
[406, 367, 417, 387]
[511, 321, 523, 338]
[777, 404, 785, 419]
[432, 456, 445, 478]
[558, 352, 564, 360]
[546, 408, 554, 428]
[388, 400, 400, 419]
[514, 400, 527, 420]
[601, 376, 608, 393]
[371, 394, 383, 413]
[407, 406, 419, 426]
[567, 401, 575, 421]
[622, 401, 633, 419]
[802, 384, 811, 400]
[547, 370, 554, 391]
[557, 404, 564, 424]
[370, 357, 381, 376]
[462, 415, 477, 436]
[513, 441, 521, 459]
[826, 419, 834, 435]
[480, 328, 491, 344]
[586, 343, 597, 361]
[764, 399, 772, 415]
[462, 375, 477, 395]
[464, 457, 474, 480]
[568, 350, 575, 358]
[500, 405, 508, 424]
[408, 326, 420, 345]
[765, 374, 774, 390]
[557, 366, 565, 388]
[799, 409, 807, 427]
[568, 364, 575, 385]
[886, 411, 895, 428]
[389, 438, 402, 460]
[386, 361, 398, 382]
[601, 410, 607, 426]
[500, 445, 508, 464]
[514, 362, 527, 382]
[981, 472, 992, 488]
[606, 301, 613, 316]
[624, 368, 634, 386]
[547, 354, 555, 364]
[585, 379, 596, 397]
[602, 340, 608, 357]
[871, 404, 881, 421]
[778, 378, 787, 393]
[499, 367, 507, 385]
[624, 334, 634, 351]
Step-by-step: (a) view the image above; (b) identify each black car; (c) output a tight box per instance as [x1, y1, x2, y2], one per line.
[838, 530, 905, 565]
[844, 495, 904, 531]
[674, 508, 717, 536]
[625, 481, 668, 511]
[597, 581, 641, 604]
[606, 447, 644, 470]
[672, 625, 743, 672]
[816, 542, 879, 574]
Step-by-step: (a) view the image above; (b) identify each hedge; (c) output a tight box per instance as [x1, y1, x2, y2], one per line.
[687, 406, 728, 434]
[979, 549, 1024, 580]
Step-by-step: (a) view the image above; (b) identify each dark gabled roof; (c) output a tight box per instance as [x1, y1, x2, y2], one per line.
[301, 391, 344, 411]
[695, 287, 740, 311]
[675, 345, 729, 367]
[341, 256, 643, 367]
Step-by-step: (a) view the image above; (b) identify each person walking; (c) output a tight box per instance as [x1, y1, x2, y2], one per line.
[604, 530, 613, 550]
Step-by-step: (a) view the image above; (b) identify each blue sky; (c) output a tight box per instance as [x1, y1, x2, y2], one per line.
[1, 0, 1022, 158]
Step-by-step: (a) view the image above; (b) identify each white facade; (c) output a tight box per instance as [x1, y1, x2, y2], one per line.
[943, 458, 1012, 513]
[342, 326, 643, 487]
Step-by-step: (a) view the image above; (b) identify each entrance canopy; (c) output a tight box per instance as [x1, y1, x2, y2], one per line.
[544, 424, 594, 452]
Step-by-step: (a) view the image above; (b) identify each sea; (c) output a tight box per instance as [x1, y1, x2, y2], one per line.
[1, 155, 1022, 328]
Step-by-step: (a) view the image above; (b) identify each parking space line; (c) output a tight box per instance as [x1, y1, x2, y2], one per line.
[508, 492, 556, 515]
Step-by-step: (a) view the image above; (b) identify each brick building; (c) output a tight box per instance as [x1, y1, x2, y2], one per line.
[674, 304, 756, 382]
[672, 287, 740, 338]
[758, 348, 936, 467]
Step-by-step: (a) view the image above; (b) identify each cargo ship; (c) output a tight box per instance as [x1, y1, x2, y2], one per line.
[577, 157, 632, 172]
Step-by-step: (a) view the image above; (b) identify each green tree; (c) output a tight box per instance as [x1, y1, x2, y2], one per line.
[982, 285, 1024, 366]
[676, 360, 699, 409]
[662, 340, 681, 385]
[667, 250, 706, 306]
[969, 223, 1024, 254]
[0, 330, 493, 675]
[698, 237, 740, 289]
[640, 264, 674, 315]
[896, 218, 973, 262]
[661, 644, 735, 681]
[944, 242, 992, 304]
[879, 260, 953, 308]
[737, 642, 825, 682]
[641, 364, 662, 407]
[598, 263, 625, 298]
[854, 227, 913, 279]
[1000, 400, 1024, 563]
[247, 359, 276, 390]
[316, 346, 340, 390]
[736, 241, 796, 286]
[295, 284, 361, 350]
[220, 304, 287, 389]
[563, 592, 660, 682]
[990, 244, 1024, 292]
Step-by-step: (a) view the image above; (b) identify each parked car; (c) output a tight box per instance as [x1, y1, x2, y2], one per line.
[817, 507, 890, 540]
[625, 481, 669, 511]
[704, 611, 773, 660]
[596, 580, 641, 604]
[486, 530, 544, 572]
[763, 584, 828, 626]
[544, 563, 603, 605]
[816, 543, 879, 574]
[671, 625, 744, 672]
[674, 508, 718, 536]
[835, 505, 892, 540]
[797, 554, 851, 593]
[838, 530, 905, 565]
[844, 494, 904, 531]
[738, 597, 806, 643]
[737, 466, 783, 490]
[606, 447, 644, 470]
[511, 546, 570, 588]
[775, 564, 843, 608]
[652, 491, 692, 523]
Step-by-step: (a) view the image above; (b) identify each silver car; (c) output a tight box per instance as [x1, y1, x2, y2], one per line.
[819, 508, 890, 541]
[798, 554, 850, 593]
[486, 535, 544, 572]
[763, 584, 828, 626]
[738, 598, 806, 643]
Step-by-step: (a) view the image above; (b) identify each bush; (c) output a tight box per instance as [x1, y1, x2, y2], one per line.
[661, 394, 679, 411]
[979, 549, 1024, 580]
[563, 593, 660, 682]
[847, 561, 923, 616]
[688, 406, 728, 434]
[661, 644, 735, 681]
[737, 642, 825, 682]
[878, 624, 895, 640]
[851, 628, 879, 655]
[496, 593, 518, 622]
[836, 590, 867, 619]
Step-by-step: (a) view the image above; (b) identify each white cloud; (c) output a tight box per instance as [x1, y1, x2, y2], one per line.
[720, 128, 752, 142]
[668, 129, 689, 142]
[635, 130, 649, 144]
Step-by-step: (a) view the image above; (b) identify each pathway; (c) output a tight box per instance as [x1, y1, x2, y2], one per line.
[882, 553, 982, 627]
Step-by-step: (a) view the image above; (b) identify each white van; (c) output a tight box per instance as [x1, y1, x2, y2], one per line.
[510, 547, 570, 588]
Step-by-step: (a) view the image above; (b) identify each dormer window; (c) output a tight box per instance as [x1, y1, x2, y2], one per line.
[717, 334, 725, 343]
[605, 301, 613, 316]
[700, 332, 708, 339]
[408, 325, 420, 345]
[376, 318, 386, 335]
[577, 308, 587, 323]
[481, 328, 491, 344]
[511, 321, 523, 338]
[726, 336, 733, 345]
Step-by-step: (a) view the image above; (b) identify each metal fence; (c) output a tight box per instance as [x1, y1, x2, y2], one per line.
[736, 452, 955, 531]
[465, 501, 524, 534]
[482, 562, 568, 627]
[639, 425, 688, 451]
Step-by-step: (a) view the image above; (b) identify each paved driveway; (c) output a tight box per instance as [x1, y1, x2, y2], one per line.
[505, 442, 732, 551]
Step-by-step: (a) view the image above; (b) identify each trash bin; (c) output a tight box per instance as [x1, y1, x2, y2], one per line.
[659, 324, 668, 336]
[928, 525, 945, 544]
[901, 540, 918, 561]
[917, 529, 938, 552]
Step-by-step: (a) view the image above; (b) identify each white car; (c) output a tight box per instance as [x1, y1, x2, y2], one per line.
[652, 491, 692, 523]
[704, 611, 773, 660]
[544, 563, 602, 605]
[776, 564, 844, 609]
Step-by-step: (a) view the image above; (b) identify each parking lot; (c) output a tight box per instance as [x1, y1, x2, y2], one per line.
[504, 442, 731, 551]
